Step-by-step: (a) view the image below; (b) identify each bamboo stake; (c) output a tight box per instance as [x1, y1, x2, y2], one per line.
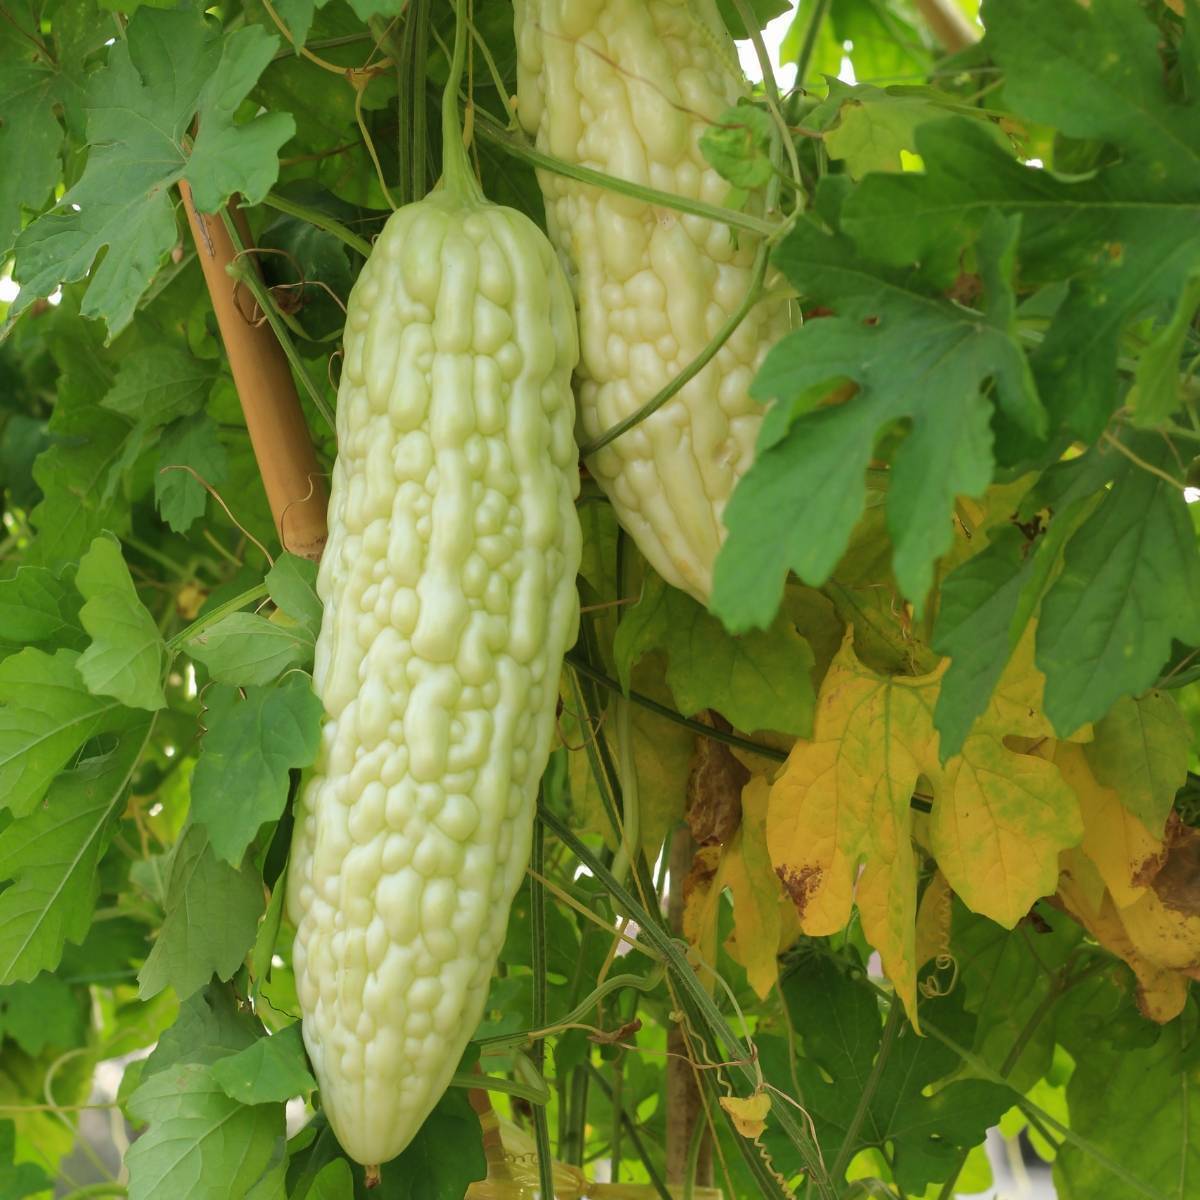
[179, 181, 329, 561]
[914, 0, 980, 53]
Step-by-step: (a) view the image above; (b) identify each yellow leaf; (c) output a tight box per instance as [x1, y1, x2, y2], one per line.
[927, 633, 1082, 926]
[1055, 850, 1190, 1024]
[767, 628, 1084, 1023]
[914, 871, 953, 970]
[1050, 741, 1163, 908]
[683, 779, 785, 999]
[719, 1091, 771, 1139]
[722, 778, 786, 998]
[681, 843, 723, 970]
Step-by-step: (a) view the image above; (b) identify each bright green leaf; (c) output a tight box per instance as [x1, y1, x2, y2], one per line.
[190, 678, 323, 865]
[186, 612, 315, 686]
[75, 533, 167, 711]
[266, 553, 323, 638]
[126, 1061, 284, 1200]
[209, 1024, 316, 1105]
[0, 725, 150, 983]
[138, 825, 265, 1002]
[0, 648, 127, 817]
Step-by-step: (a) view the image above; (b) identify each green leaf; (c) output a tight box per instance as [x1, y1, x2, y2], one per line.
[138, 825, 265, 1002]
[614, 571, 815, 735]
[251, 870, 287, 989]
[1036, 440, 1200, 735]
[307, 1158, 353, 1200]
[27, 405, 129, 567]
[0, 566, 85, 656]
[0, 1120, 51, 1200]
[143, 983, 262, 1077]
[769, 956, 1011, 1193]
[823, 86, 1011, 180]
[186, 612, 315, 686]
[156, 413, 230, 534]
[101, 345, 219, 425]
[75, 533, 167, 711]
[699, 104, 774, 188]
[209, 1024, 316, 1105]
[932, 492, 1091, 760]
[843, 0, 1200, 443]
[0, 972, 85, 1055]
[377, 1085, 486, 1199]
[713, 210, 1040, 631]
[266, 553, 323, 639]
[1054, 1002, 1200, 1199]
[1131, 272, 1200, 427]
[190, 678, 323, 865]
[0, 648, 127, 817]
[11, 9, 294, 335]
[126, 1061, 285, 1200]
[0, 64, 64, 259]
[1083, 691, 1192, 832]
[952, 900, 1082, 1092]
[0, 724, 150, 983]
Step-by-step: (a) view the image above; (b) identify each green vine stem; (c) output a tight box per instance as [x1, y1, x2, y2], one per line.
[529, 813, 558, 1198]
[472, 109, 777, 238]
[539, 806, 837, 1199]
[166, 582, 270, 651]
[830, 999, 904, 1183]
[566, 652, 789, 763]
[261, 191, 372, 257]
[854, 973, 1171, 1200]
[791, 0, 833, 92]
[578, 244, 771, 457]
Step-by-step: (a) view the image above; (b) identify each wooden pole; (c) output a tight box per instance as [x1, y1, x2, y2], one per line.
[179, 181, 329, 561]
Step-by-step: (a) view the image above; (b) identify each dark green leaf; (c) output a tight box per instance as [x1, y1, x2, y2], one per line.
[12, 9, 294, 335]
[1036, 439, 1200, 735]
[614, 571, 815, 735]
[772, 957, 1011, 1194]
[713, 210, 1039, 630]
[0, 566, 85, 656]
[0, 64, 63, 259]
[0, 971, 85, 1054]
[156, 413, 230, 534]
[1054, 1001, 1200, 1199]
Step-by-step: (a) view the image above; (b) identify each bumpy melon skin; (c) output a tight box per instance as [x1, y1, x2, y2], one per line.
[287, 190, 581, 1167]
[515, 0, 791, 603]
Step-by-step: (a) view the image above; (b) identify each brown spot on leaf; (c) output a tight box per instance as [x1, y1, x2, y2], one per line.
[685, 711, 749, 846]
[776, 864, 822, 918]
[1148, 814, 1200, 916]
